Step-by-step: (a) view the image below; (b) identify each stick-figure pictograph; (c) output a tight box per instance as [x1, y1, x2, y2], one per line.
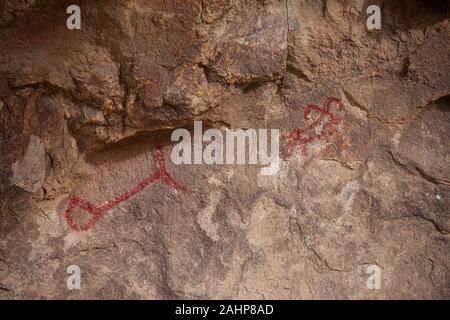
[64, 146, 187, 231]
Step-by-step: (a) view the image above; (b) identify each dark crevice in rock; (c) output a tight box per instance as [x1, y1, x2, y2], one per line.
[388, 150, 450, 187]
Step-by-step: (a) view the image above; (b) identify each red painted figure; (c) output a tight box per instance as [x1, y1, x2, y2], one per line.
[285, 97, 344, 157]
[64, 98, 344, 231]
[64, 146, 187, 231]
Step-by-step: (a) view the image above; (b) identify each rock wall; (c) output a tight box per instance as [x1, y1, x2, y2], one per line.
[0, 0, 449, 299]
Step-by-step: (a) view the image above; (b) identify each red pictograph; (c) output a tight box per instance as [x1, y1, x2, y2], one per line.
[64, 146, 188, 231]
[64, 97, 344, 231]
[285, 97, 344, 157]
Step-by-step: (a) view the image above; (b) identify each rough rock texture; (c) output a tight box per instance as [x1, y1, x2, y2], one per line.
[0, 0, 449, 299]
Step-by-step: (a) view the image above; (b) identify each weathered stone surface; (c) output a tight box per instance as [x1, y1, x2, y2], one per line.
[0, 0, 449, 299]
[10, 135, 46, 193]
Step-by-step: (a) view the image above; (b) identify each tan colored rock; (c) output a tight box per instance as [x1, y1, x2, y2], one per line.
[10, 135, 46, 193]
[82, 106, 106, 125]
[0, 0, 449, 300]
